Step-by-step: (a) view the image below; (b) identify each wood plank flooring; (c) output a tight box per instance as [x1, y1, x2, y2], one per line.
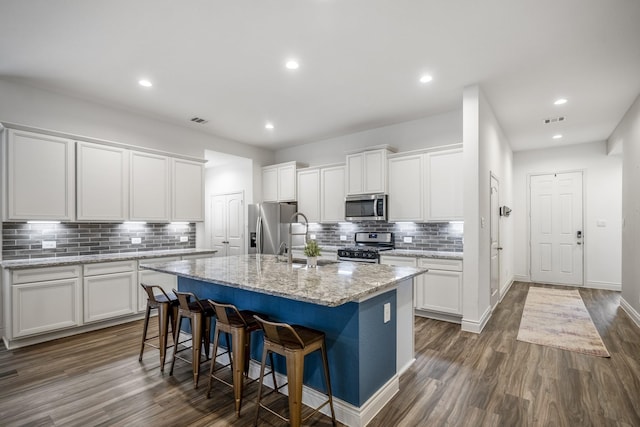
[1, 282, 639, 426]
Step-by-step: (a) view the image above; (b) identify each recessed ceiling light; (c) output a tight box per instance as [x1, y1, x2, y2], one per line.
[554, 98, 567, 105]
[419, 75, 433, 84]
[552, 134, 563, 139]
[285, 60, 299, 70]
[265, 122, 274, 130]
[138, 79, 153, 87]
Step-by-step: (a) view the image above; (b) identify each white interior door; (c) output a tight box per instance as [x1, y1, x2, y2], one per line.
[530, 172, 583, 285]
[210, 192, 244, 257]
[490, 174, 500, 308]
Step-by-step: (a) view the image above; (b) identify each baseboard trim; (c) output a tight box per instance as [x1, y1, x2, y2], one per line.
[499, 277, 515, 302]
[414, 309, 462, 324]
[585, 280, 622, 291]
[513, 274, 530, 282]
[461, 305, 492, 334]
[397, 357, 416, 376]
[212, 343, 399, 427]
[620, 297, 640, 329]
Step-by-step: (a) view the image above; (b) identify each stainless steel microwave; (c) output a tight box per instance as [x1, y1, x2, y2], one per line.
[345, 194, 387, 221]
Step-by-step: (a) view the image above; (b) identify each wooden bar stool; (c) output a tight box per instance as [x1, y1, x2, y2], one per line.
[169, 290, 215, 388]
[253, 316, 336, 427]
[205, 301, 277, 416]
[138, 284, 179, 372]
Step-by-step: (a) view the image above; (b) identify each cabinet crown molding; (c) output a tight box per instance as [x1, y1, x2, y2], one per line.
[344, 144, 397, 155]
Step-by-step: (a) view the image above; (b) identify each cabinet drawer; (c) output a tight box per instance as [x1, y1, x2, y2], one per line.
[418, 258, 462, 271]
[12, 265, 80, 284]
[84, 261, 136, 276]
[138, 256, 181, 268]
[379, 256, 417, 267]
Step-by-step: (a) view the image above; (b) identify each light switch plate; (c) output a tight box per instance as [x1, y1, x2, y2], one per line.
[403, 236, 412, 243]
[42, 240, 56, 249]
[340, 235, 347, 241]
[383, 303, 391, 323]
[180, 236, 189, 242]
[131, 237, 142, 244]
[596, 220, 607, 227]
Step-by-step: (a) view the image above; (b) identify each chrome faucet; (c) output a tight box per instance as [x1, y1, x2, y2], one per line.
[288, 212, 309, 264]
[278, 242, 288, 260]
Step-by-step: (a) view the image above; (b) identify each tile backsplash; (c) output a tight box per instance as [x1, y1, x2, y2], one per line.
[2, 222, 196, 260]
[308, 221, 463, 252]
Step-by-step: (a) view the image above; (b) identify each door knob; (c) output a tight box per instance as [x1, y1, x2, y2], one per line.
[497, 247, 503, 250]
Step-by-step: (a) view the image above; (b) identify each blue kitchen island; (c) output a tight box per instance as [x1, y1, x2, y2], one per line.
[141, 254, 426, 426]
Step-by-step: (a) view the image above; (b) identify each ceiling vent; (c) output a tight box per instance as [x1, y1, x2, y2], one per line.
[190, 117, 209, 124]
[543, 116, 566, 124]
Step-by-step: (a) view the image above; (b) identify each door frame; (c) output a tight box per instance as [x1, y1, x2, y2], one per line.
[526, 169, 585, 285]
[208, 190, 245, 256]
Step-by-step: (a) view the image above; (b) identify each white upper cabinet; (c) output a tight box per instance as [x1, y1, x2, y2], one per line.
[321, 165, 346, 223]
[77, 142, 129, 221]
[388, 154, 423, 222]
[6, 129, 75, 220]
[425, 149, 463, 221]
[346, 149, 389, 195]
[172, 158, 204, 221]
[297, 168, 321, 222]
[130, 151, 170, 221]
[262, 161, 301, 202]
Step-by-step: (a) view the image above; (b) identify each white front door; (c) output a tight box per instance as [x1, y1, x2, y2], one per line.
[530, 172, 584, 285]
[490, 174, 500, 308]
[210, 192, 245, 257]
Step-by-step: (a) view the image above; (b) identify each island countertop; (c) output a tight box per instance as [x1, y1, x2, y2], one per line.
[140, 254, 427, 307]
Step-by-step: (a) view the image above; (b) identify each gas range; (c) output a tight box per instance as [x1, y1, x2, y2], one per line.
[337, 232, 394, 263]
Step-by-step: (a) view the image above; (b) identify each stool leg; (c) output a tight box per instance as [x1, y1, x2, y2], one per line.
[169, 314, 183, 376]
[203, 315, 211, 360]
[206, 324, 221, 399]
[320, 343, 337, 426]
[231, 327, 246, 416]
[157, 302, 170, 372]
[254, 346, 269, 427]
[269, 352, 278, 391]
[192, 312, 203, 388]
[285, 350, 305, 427]
[139, 303, 152, 361]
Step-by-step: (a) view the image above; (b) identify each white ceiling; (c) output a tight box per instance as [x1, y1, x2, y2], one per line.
[1, 0, 639, 152]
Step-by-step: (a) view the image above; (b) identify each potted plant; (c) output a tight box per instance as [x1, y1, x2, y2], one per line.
[303, 240, 322, 267]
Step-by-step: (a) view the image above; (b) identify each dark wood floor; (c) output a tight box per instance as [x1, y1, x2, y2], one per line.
[1, 282, 639, 426]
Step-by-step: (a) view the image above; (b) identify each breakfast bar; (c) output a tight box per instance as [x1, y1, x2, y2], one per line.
[141, 254, 427, 426]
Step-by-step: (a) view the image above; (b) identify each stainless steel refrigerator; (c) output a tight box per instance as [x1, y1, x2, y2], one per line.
[248, 202, 298, 254]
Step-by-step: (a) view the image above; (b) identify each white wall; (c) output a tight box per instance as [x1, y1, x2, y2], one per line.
[462, 85, 514, 333]
[609, 93, 640, 323]
[0, 78, 274, 163]
[274, 110, 462, 166]
[512, 142, 622, 290]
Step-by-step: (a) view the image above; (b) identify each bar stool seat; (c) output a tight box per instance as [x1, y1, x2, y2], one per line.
[138, 284, 179, 372]
[169, 290, 215, 388]
[206, 301, 277, 417]
[253, 316, 336, 427]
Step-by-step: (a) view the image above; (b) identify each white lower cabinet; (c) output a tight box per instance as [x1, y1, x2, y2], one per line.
[137, 257, 180, 312]
[83, 261, 137, 323]
[415, 258, 463, 316]
[11, 266, 81, 338]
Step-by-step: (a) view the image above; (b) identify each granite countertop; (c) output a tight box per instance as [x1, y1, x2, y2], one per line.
[140, 254, 427, 307]
[383, 249, 463, 260]
[0, 248, 218, 270]
[291, 245, 343, 253]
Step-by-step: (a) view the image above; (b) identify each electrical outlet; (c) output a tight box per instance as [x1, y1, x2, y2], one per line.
[42, 241, 56, 249]
[340, 235, 347, 241]
[383, 303, 391, 323]
[403, 236, 412, 243]
[180, 236, 189, 242]
[310, 234, 316, 240]
[481, 217, 486, 228]
[131, 237, 142, 244]
[596, 220, 607, 227]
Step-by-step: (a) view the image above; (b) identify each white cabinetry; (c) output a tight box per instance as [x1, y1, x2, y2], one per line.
[346, 149, 389, 195]
[83, 261, 137, 323]
[138, 257, 180, 312]
[130, 151, 170, 221]
[388, 154, 423, 222]
[77, 142, 129, 221]
[262, 161, 300, 202]
[10, 266, 81, 338]
[415, 258, 463, 317]
[172, 158, 204, 221]
[320, 165, 346, 223]
[6, 129, 75, 220]
[425, 149, 463, 221]
[297, 168, 321, 222]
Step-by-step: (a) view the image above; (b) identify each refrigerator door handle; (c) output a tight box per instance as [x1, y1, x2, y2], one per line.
[256, 216, 262, 254]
